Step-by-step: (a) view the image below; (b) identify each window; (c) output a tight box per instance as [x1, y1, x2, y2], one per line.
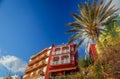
[47, 50, 50, 56]
[53, 48, 61, 55]
[53, 57, 59, 61]
[64, 57, 70, 63]
[71, 46, 74, 51]
[53, 57, 60, 64]
[43, 67, 47, 73]
[33, 64, 36, 67]
[30, 72, 34, 77]
[46, 58, 48, 64]
[37, 69, 41, 74]
[51, 56, 61, 65]
[71, 56, 74, 61]
[62, 46, 69, 53]
[61, 55, 70, 63]
[41, 54, 44, 58]
[39, 61, 42, 65]
[54, 61, 60, 64]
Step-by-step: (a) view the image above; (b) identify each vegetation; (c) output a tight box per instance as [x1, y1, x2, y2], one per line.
[66, 0, 118, 50]
[65, 0, 120, 79]
[78, 56, 93, 68]
[95, 19, 120, 54]
[73, 18, 120, 79]
[95, 20, 120, 79]
[97, 22, 120, 47]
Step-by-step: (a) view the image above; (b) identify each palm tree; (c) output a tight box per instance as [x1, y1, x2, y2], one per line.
[66, 0, 119, 49]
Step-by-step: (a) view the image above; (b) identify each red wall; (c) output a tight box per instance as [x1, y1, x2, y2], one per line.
[45, 43, 78, 79]
[89, 44, 98, 61]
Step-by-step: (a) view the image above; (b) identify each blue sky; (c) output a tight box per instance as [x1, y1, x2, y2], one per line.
[0, 0, 87, 77]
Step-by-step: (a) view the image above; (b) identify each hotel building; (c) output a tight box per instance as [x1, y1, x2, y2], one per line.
[23, 48, 51, 79]
[46, 43, 78, 79]
[23, 43, 78, 79]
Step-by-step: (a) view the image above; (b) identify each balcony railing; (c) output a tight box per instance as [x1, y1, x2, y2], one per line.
[51, 55, 70, 66]
[52, 45, 76, 56]
[28, 53, 48, 66]
[23, 74, 30, 79]
[25, 60, 47, 73]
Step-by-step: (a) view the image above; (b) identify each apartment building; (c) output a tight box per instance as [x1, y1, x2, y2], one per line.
[23, 48, 51, 79]
[23, 43, 78, 79]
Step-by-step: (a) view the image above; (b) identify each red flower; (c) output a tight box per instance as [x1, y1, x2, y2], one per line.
[61, 55, 69, 60]
[53, 57, 59, 61]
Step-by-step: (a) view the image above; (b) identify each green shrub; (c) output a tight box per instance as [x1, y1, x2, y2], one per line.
[58, 76, 65, 79]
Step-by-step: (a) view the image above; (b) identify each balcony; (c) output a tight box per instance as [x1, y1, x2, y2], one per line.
[25, 66, 34, 73]
[28, 53, 48, 66]
[52, 45, 71, 56]
[50, 54, 70, 66]
[23, 74, 30, 79]
[25, 60, 47, 73]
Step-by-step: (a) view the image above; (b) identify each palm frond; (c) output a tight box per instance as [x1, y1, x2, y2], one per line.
[68, 32, 83, 43]
[72, 13, 87, 25]
[66, 0, 118, 48]
[96, 0, 103, 19]
[75, 38, 85, 52]
[66, 22, 85, 29]
[101, 15, 118, 25]
[80, 8, 89, 23]
[100, 0, 112, 17]
[85, 0, 92, 23]
[66, 28, 80, 34]
[93, 0, 98, 9]
[92, 0, 98, 20]
[100, 8, 118, 22]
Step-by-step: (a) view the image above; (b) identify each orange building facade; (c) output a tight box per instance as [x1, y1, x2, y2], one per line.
[23, 48, 51, 79]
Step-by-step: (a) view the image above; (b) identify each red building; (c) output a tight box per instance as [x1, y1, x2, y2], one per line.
[46, 43, 78, 79]
[87, 44, 98, 61]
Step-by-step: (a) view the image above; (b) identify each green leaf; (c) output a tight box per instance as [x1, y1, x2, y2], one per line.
[66, 28, 79, 34]
[75, 38, 85, 52]
[66, 22, 85, 29]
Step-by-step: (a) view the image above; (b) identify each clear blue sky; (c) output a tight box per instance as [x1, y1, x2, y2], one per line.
[0, 0, 88, 77]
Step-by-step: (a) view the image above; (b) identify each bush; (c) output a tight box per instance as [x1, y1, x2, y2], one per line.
[58, 76, 65, 79]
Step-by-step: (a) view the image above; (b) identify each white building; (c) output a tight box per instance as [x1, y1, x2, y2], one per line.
[11, 74, 22, 79]
[0, 74, 22, 79]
